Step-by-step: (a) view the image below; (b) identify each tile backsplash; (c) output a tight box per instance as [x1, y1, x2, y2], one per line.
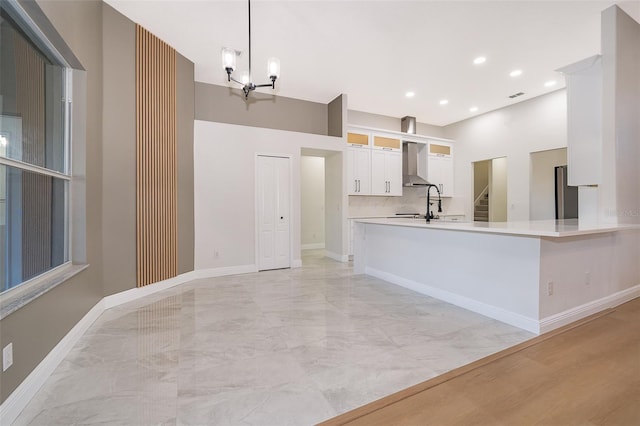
[349, 188, 454, 217]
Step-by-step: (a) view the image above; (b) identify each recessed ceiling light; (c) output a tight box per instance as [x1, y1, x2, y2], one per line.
[439, 99, 449, 105]
[473, 57, 486, 65]
[509, 69, 523, 77]
[544, 80, 557, 87]
[470, 107, 479, 112]
[405, 91, 415, 98]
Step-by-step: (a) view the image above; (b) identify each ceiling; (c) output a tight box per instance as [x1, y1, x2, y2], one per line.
[105, 0, 640, 127]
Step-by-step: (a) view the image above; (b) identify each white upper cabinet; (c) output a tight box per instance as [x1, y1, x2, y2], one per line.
[346, 125, 454, 197]
[371, 135, 402, 196]
[427, 142, 454, 197]
[347, 146, 371, 195]
[346, 131, 372, 195]
[346, 128, 402, 196]
[371, 150, 402, 196]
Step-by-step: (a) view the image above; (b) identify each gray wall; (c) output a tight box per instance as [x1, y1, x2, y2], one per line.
[1, 0, 104, 404]
[327, 94, 344, 137]
[101, 3, 136, 295]
[195, 82, 328, 135]
[177, 53, 195, 274]
[347, 109, 446, 138]
[0, 0, 196, 403]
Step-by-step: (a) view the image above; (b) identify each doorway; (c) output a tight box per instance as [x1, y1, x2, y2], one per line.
[530, 148, 577, 220]
[300, 148, 344, 262]
[257, 155, 291, 271]
[473, 157, 507, 222]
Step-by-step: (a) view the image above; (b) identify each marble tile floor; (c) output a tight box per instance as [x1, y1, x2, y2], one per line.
[14, 250, 534, 425]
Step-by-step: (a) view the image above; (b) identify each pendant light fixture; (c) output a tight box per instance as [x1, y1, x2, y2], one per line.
[222, 0, 280, 99]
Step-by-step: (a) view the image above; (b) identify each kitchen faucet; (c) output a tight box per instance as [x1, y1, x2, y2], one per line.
[426, 184, 442, 223]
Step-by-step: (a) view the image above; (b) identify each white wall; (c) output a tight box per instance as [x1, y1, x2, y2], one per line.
[301, 156, 325, 248]
[578, 6, 640, 225]
[530, 148, 567, 220]
[605, 6, 640, 224]
[324, 152, 344, 259]
[539, 229, 640, 319]
[489, 157, 508, 222]
[194, 120, 344, 271]
[444, 90, 568, 221]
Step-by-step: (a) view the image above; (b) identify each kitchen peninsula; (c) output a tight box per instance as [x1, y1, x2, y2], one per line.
[352, 218, 640, 334]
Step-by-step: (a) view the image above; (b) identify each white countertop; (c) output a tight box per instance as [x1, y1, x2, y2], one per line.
[354, 218, 639, 238]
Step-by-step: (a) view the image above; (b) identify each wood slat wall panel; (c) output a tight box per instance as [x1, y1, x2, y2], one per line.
[136, 25, 177, 287]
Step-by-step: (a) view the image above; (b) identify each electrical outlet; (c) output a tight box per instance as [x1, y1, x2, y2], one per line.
[585, 271, 591, 285]
[214, 250, 219, 259]
[547, 281, 554, 296]
[3, 343, 13, 371]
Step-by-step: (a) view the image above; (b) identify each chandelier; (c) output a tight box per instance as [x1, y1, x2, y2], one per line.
[221, 0, 280, 99]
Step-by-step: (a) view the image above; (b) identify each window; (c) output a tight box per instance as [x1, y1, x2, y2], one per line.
[0, 5, 72, 293]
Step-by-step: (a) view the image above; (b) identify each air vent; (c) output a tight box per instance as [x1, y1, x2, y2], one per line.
[508, 92, 525, 99]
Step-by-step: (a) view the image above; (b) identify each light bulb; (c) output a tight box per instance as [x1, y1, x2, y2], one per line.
[221, 48, 236, 72]
[267, 57, 280, 79]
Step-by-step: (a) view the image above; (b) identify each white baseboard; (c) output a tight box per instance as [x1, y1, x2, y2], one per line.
[539, 284, 640, 334]
[301, 243, 325, 250]
[366, 268, 640, 336]
[0, 300, 105, 426]
[324, 250, 349, 263]
[189, 264, 257, 280]
[366, 267, 541, 334]
[103, 271, 201, 309]
[0, 263, 259, 423]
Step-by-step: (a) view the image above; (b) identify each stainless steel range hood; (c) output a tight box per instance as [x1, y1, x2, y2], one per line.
[403, 142, 430, 186]
[401, 116, 430, 186]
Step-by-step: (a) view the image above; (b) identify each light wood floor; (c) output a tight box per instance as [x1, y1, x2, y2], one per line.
[321, 298, 640, 426]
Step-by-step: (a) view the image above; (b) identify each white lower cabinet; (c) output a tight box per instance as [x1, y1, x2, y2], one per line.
[371, 150, 402, 196]
[347, 147, 371, 195]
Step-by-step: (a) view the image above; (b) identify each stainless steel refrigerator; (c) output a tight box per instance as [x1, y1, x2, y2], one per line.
[555, 165, 579, 219]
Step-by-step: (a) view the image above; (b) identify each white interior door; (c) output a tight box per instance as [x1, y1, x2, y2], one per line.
[258, 155, 291, 271]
